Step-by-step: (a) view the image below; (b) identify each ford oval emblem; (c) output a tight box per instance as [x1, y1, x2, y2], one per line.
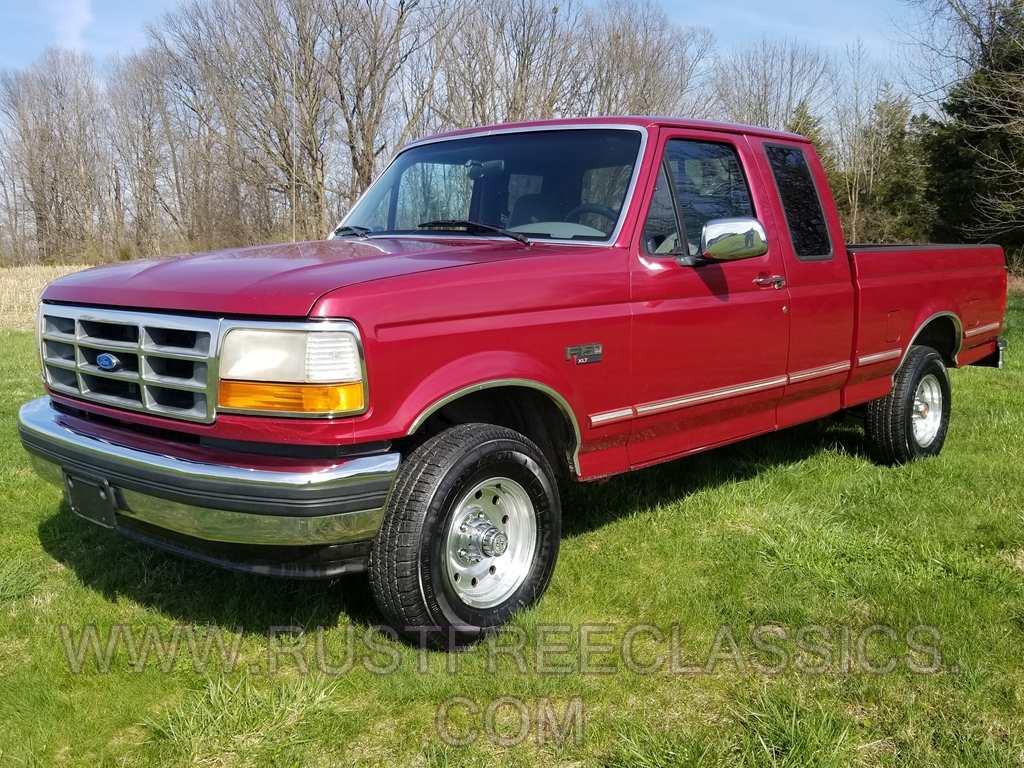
[96, 353, 120, 372]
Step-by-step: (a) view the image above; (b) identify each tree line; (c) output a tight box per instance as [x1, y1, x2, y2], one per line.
[0, 0, 1021, 271]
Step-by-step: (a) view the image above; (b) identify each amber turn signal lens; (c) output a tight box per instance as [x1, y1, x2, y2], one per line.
[219, 380, 364, 413]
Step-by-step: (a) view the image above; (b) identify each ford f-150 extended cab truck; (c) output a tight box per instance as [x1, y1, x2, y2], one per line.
[19, 117, 1008, 644]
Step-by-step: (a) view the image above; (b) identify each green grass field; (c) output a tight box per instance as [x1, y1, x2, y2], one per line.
[1, 296, 1023, 766]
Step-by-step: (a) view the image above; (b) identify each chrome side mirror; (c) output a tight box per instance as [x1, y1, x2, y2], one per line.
[700, 218, 769, 262]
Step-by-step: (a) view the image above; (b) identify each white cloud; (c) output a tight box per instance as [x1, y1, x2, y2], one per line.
[42, 0, 95, 51]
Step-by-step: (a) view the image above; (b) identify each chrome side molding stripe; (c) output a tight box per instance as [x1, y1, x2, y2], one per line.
[964, 321, 1002, 338]
[787, 361, 851, 384]
[586, 351, 922, 428]
[588, 408, 635, 428]
[857, 349, 902, 367]
[635, 376, 788, 418]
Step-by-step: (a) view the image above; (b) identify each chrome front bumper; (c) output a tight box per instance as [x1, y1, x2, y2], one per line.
[19, 397, 399, 557]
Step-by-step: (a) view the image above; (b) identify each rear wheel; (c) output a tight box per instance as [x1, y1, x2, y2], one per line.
[368, 423, 560, 646]
[864, 345, 951, 465]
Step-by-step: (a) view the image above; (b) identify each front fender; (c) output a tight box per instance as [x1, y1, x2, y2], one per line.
[393, 350, 582, 435]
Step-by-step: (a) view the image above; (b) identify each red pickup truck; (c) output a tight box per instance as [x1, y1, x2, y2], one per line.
[19, 117, 1007, 644]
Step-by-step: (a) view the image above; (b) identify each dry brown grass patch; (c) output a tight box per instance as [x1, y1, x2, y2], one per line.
[1001, 548, 1024, 571]
[0, 265, 86, 331]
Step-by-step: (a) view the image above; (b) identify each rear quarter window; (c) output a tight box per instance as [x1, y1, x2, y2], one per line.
[765, 144, 833, 261]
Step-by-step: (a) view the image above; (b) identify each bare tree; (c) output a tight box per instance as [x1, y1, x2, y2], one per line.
[713, 36, 837, 130]
[0, 49, 110, 262]
[896, 0, 1012, 101]
[0, 119, 29, 262]
[204, 0, 337, 239]
[322, 0, 458, 203]
[429, 2, 502, 128]
[580, 0, 716, 117]
[831, 41, 885, 242]
[147, 9, 241, 250]
[434, 0, 590, 127]
[108, 53, 167, 258]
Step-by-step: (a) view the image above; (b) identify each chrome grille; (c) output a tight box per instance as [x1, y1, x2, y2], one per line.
[40, 306, 220, 423]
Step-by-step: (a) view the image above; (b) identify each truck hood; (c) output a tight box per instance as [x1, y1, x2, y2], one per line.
[41, 238, 530, 317]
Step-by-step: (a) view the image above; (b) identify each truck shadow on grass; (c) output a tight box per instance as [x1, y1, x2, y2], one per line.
[36, 418, 867, 634]
[560, 416, 867, 538]
[37, 509, 385, 633]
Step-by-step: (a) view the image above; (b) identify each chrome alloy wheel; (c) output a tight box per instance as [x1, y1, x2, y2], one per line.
[443, 477, 537, 609]
[912, 373, 943, 447]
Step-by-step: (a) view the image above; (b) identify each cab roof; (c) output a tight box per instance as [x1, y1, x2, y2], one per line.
[407, 116, 810, 148]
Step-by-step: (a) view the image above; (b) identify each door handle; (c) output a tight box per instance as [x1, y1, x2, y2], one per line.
[754, 275, 786, 289]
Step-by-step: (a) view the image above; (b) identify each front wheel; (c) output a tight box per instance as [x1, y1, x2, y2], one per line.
[368, 423, 560, 646]
[864, 345, 951, 465]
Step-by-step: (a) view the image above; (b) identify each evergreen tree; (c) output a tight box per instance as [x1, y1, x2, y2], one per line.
[919, 0, 1024, 265]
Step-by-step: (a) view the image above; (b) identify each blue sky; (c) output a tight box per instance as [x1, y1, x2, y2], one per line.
[1, 0, 175, 69]
[1, 0, 909, 71]
[676, 0, 911, 61]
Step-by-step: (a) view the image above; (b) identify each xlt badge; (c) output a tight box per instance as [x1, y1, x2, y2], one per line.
[566, 343, 603, 365]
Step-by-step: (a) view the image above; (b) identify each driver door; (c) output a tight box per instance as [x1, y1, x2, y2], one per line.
[627, 130, 791, 465]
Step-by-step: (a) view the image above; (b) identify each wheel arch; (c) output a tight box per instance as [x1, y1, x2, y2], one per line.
[901, 311, 963, 368]
[408, 379, 582, 479]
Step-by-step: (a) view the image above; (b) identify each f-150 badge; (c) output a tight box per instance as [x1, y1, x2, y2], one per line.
[566, 343, 603, 365]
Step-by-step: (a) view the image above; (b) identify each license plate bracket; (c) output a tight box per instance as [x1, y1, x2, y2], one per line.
[63, 471, 117, 529]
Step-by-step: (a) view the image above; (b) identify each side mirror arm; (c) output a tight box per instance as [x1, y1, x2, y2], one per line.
[674, 254, 712, 268]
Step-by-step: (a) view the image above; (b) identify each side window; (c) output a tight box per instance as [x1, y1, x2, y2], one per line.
[643, 139, 755, 256]
[765, 145, 832, 261]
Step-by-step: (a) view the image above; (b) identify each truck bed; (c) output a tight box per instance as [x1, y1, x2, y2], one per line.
[843, 244, 1007, 407]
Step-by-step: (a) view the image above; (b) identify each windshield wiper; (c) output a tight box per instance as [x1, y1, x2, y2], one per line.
[332, 224, 372, 238]
[418, 219, 530, 245]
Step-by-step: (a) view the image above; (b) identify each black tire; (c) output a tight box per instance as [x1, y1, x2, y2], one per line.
[864, 345, 951, 465]
[368, 423, 561, 647]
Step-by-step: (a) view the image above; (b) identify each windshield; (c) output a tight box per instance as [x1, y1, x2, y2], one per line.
[338, 128, 644, 242]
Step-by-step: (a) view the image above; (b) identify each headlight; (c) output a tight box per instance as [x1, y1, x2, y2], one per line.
[218, 326, 366, 416]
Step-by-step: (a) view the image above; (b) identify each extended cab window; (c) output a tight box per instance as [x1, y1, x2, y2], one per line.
[642, 140, 755, 256]
[765, 144, 833, 261]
